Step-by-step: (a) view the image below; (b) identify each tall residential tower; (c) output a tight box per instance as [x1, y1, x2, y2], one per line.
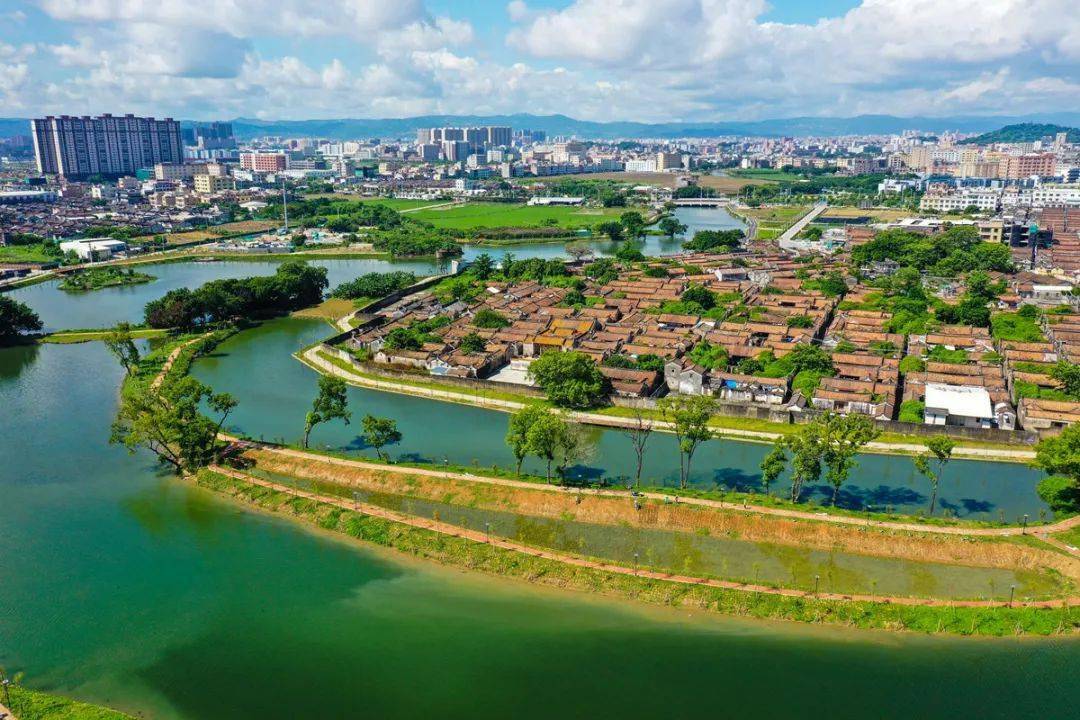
[31, 114, 185, 178]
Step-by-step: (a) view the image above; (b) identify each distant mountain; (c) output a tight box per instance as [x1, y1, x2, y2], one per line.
[6, 113, 1080, 141]
[226, 113, 1080, 140]
[958, 123, 1080, 145]
[0, 118, 30, 138]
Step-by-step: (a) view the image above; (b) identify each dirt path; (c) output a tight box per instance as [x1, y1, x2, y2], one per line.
[151, 335, 207, 389]
[224, 438, 1080, 543]
[209, 464, 1078, 609]
[299, 347, 1038, 463]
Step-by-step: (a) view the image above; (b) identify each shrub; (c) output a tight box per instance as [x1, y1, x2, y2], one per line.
[899, 400, 925, 423]
[473, 309, 510, 329]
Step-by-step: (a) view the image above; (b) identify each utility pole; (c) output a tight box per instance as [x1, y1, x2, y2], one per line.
[282, 176, 289, 232]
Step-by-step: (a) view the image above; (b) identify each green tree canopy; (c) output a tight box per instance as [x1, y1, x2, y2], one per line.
[528, 351, 609, 408]
[303, 375, 351, 448]
[1034, 425, 1080, 513]
[0, 296, 43, 343]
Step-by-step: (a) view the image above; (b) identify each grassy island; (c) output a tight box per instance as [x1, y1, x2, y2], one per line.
[58, 267, 155, 293]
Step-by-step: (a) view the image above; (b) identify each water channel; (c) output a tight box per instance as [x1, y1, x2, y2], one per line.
[2, 206, 1077, 718]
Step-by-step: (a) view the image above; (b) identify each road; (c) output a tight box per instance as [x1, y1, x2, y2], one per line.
[777, 202, 828, 244]
[299, 346, 1037, 463]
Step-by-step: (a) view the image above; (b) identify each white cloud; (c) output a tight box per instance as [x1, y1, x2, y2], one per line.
[9, 0, 1080, 121]
[37, 0, 427, 38]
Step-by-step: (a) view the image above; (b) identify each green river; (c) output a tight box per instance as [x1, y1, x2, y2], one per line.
[2, 208, 1078, 718]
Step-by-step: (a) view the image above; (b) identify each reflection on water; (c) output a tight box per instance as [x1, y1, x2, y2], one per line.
[262, 470, 1059, 601]
[11, 207, 747, 332]
[192, 316, 1051, 521]
[4, 207, 1080, 719]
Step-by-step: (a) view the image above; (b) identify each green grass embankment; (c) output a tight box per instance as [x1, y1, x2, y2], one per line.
[5, 685, 135, 719]
[195, 468, 1080, 636]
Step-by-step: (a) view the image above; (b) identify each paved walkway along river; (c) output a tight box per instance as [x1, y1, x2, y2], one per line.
[209, 464, 1079, 608]
[299, 346, 1038, 463]
[221, 436, 1080, 543]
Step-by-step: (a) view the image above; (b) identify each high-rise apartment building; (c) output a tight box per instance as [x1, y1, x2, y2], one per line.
[32, 114, 184, 178]
[416, 126, 514, 154]
[486, 126, 512, 148]
[656, 152, 683, 171]
[441, 140, 470, 162]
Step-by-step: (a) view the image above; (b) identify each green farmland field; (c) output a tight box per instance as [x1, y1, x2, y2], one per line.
[407, 202, 624, 229]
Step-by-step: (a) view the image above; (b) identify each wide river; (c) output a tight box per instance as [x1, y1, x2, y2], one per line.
[2, 207, 1078, 718]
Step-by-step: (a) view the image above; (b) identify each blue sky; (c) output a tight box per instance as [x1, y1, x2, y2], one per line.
[1, 1, 1077, 121]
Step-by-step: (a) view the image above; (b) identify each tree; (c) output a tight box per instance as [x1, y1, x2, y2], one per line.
[596, 220, 623, 242]
[526, 413, 564, 482]
[0, 296, 43, 343]
[303, 375, 351, 448]
[658, 216, 687, 238]
[786, 344, 836, 375]
[331, 271, 416, 300]
[1033, 424, 1080, 514]
[565, 242, 594, 263]
[683, 229, 744, 252]
[473, 308, 510, 329]
[1050, 360, 1080, 400]
[658, 395, 716, 489]
[111, 377, 236, 473]
[820, 413, 880, 505]
[471, 253, 495, 280]
[779, 413, 879, 504]
[459, 332, 486, 354]
[554, 418, 594, 483]
[681, 284, 716, 310]
[620, 211, 646, 240]
[913, 436, 955, 515]
[782, 426, 824, 503]
[103, 322, 141, 376]
[760, 444, 787, 496]
[362, 415, 401, 461]
[144, 288, 202, 329]
[506, 404, 547, 475]
[614, 242, 644, 262]
[622, 405, 654, 486]
[528, 351, 609, 409]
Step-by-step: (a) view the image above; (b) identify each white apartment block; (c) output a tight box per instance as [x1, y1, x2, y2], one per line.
[1030, 185, 1080, 208]
[919, 190, 1000, 212]
[625, 159, 657, 172]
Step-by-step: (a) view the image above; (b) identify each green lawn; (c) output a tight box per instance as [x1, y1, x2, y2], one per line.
[730, 169, 805, 181]
[0, 244, 59, 263]
[407, 202, 623, 230]
[355, 197, 450, 212]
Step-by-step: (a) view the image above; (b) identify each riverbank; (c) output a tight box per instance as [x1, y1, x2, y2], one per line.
[3, 685, 135, 719]
[299, 346, 1038, 463]
[38, 327, 168, 344]
[222, 439, 1078, 535]
[197, 466, 1080, 635]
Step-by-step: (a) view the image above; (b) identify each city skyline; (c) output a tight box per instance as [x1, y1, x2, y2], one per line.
[1, 1, 1079, 123]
